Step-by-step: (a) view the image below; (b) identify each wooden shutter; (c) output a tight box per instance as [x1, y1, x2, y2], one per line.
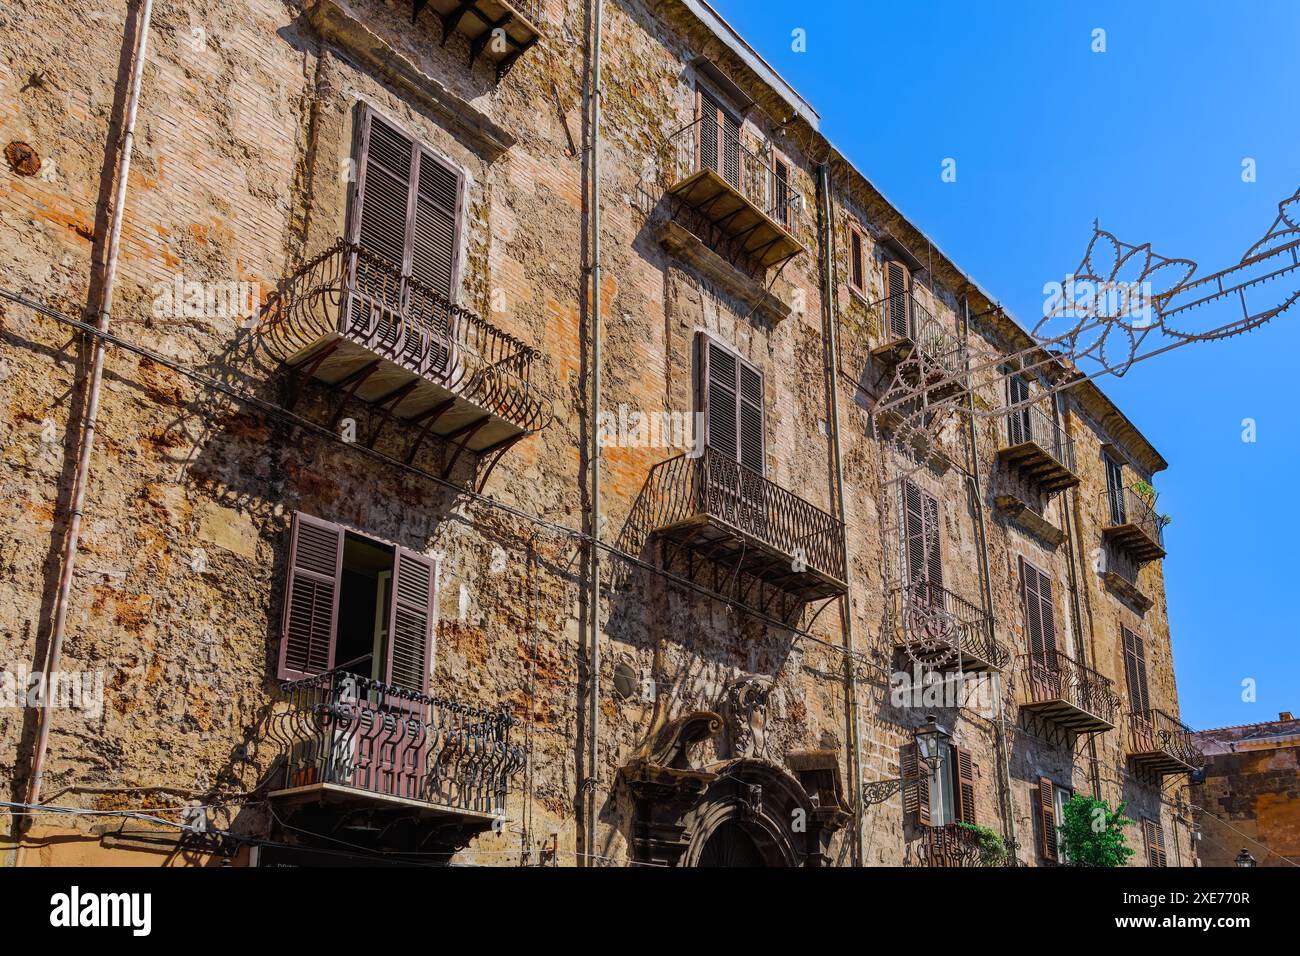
[903, 481, 941, 593]
[923, 493, 942, 591]
[385, 547, 438, 694]
[1142, 818, 1167, 867]
[1038, 778, 1058, 863]
[1020, 557, 1057, 665]
[1007, 374, 1031, 445]
[278, 513, 343, 681]
[697, 88, 740, 189]
[699, 334, 764, 475]
[886, 259, 910, 338]
[901, 742, 931, 826]
[771, 151, 791, 230]
[1105, 454, 1126, 523]
[1123, 627, 1150, 714]
[953, 747, 976, 825]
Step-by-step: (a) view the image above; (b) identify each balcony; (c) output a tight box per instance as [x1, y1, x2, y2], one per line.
[890, 581, 1009, 672]
[1017, 651, 1118, 735]
[260, 240, 548, 483]
[997, 402, 1079, 493]
[414, 0, 543, 79]
[1127, 708, 1205, 776]
[641, 444, 847, 603]
[659, 117, 806, 270]
[1101, 487, 1167, 563]
[920, 823, 990, 867]
[871, 292, 967, 400]
[269, 668, 525, 825]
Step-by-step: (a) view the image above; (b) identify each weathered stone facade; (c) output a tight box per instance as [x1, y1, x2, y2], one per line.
[1192, 713, 1300, 867]
[0, 0, 1196, 866]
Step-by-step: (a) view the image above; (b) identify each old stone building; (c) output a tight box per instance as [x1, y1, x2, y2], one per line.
[0, 0, 1200, 866]
[1191, 713, 1300, 868]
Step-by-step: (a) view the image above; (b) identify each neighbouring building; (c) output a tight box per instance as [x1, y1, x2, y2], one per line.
[0, 0, 1201, 867]
[1191, 713, 1300, 867]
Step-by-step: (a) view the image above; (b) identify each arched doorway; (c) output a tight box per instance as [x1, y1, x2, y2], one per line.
[696, 820, 768, 867]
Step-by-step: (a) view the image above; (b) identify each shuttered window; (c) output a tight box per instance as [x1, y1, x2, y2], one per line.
[849, 226, 866, 294]
[1122, 626, 1150, 714]
[1038, 778, 1059, 863]
[953, 746, 976, 826]
[278, 513, 344, 680]
[699, 333, 764, 475]
[902, 480, 942, 592]
[1104, 453, 1126, 524]
[886, 259, 911, 338]
[901, 742, 931, 827]
[350, 108, 462, 370]
[1019, 557, 1058, 666]
[1007, 373, 1032, 445]
[771, 152, 791, 230]
[697, 88, 741, 189]
[278, 513, 438, 694]
[1142, 818, 1168, 867]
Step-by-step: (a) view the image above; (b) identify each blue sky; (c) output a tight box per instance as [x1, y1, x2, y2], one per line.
[708, 0, 1300, 730]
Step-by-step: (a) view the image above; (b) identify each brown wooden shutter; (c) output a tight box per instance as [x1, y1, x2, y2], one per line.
[1037, 565, 1057, 657]
[901, 742, 932, 826]
[1038, 777, 1058, 863]
[849, 228, 864, 292]
[953, 747, 976, 825]
[699, 334, 764, 475]
[1020, 557, 1056, 665]
[903, 480, 926, 587]
[385, 547, 438, 694]
[886, 259, 910, 338]
[771, 151, 791, 230]
[278, 513, 344, 681]
[1142, 818, 1167, 867]
[1123, 627, 1150, 714]
[923, 492, 942, 591]
[1007, 374, 1031, 445]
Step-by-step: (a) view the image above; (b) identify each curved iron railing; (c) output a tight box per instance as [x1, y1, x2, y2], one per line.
[1102, 487, 1165, 548]
[1128, 708, 1205, 769]
[642, 444, 846, 585]
[919, 823, 1008, 867]
[874, 291, 967, 378]
[1018, 650, 1120, 725]
[660, 116, 804, 236]
[1005, 402, 1076, 472]
[258, 239, 550, 434]
[893, 580, 1009, 669]
[269, 668, 525, 816]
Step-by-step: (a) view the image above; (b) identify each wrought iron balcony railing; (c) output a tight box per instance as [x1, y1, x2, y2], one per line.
[998, 402, 1079, 492]
[874, 291, 968, 383]
[920, 823, 1000, 867]
[642, 444, 847, 601]
[269, 668, 525, 818]
[1127, 708, 1205, 774]
[1101, 487, 1166, 562]
[1017, 650, 1119, 733]
[659, 116, 806, 268]
[892, 580, 1009, 672]
[260, 240, 549, 471]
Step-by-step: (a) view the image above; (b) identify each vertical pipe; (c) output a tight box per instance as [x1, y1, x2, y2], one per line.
[584, 0, 604, 867]
[816, 162, 864, 866]
[24, 0, 154, 816]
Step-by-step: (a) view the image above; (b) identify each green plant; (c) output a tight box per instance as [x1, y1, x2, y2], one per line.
[956, 822, 1008, 867]
[1131, 479, 1156, 500]
[1059, 795, 1135, 867]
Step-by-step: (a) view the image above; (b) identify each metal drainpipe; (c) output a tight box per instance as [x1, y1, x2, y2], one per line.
[816, 162, 865, 866]
[22, 0, 154, 821]
[960, 297, 1018, 861]
[584, 0, 604, 867]
[1055, 397, 1104, 799]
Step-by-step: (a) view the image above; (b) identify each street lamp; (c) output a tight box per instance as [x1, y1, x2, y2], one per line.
[1234, 848, 1257, 868]
[914, 714, 951, 770]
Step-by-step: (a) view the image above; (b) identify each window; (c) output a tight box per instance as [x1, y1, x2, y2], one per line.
[1037, 778, 1072, 863]
[771, 153, 792, 231]
[278, 512, 437, 693]
[1019, 557, 1058, 666]
[1142, 817, 1168, 867]
[697, 87, 742, 189]
[901, 480, 942, 593]
[1122, 626, 1150, 714]
[349, 107, 464, 370]
[848, 224, 866, 295]
[698, 333, 764, 475]
[884, 258, 911, 339]
[1007, 373, 1032, 445]
[1104, 452, 1126, 524]
[903, 741, 976, 827]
